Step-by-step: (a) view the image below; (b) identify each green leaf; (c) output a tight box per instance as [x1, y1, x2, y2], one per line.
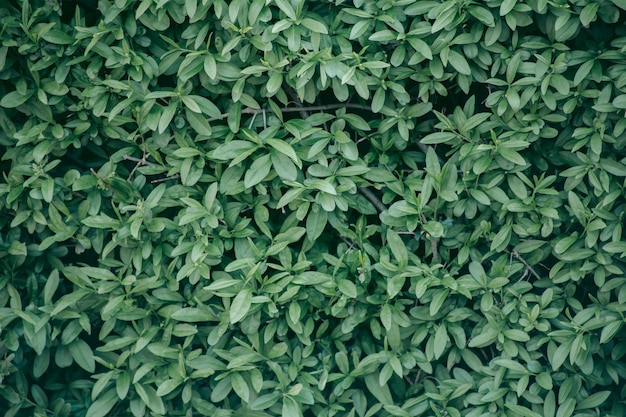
[387, 229, 408, 268]
[51, 289, 91, 316]
[549, 343, 570, 371]
[468, 326, 498, 347]
[231, 373, 250, 402]
[282, 396, 303, 417]
[306, 206, 327, 241]
[577, 391, 611, 409]
[244, 153, 272, 188]
[556, 398, 576, 417]
[601, 159, 626, 176]
[554, 234, 578, 255]
[372, 87, 385, 113]
[447, 50, 472, 75]
[86, 390, 118, 417]
[421, 132, 457, 144]
[301, 17, 328, 34]
[157, 378, 183, 396]
[536, 372, 553, 390]
[430, 288, 449, 316]
[580, 3, 599, 26]
[275, 0, 297, 20]
[406, 38, 432, 60]
[610, 0, 626, 10]
[305, 178, 337, 195]
[600, 320, 622, 343]
[499, 148, 526, 165]
[134, 383, 166, 415]
[433, 324, 448, 359]
[42, 30, 75, 44]
[493, 359, 528, 374]
[171, 308, 216, 322]
[504, 404, 542, 417]
[1, 90, 32, 108]
[68, 339, 95, 373]
[265, 138, 301, 167]
[292, 271, 331, 285]
[230, 288, 253, 324]
[423, 221, 444, 238]
[158, 103, 177, 134]
[251, 393, 281, 410]
[116, 372, 130, 400]
[337, 279, 357, 298]
[173, 147, 203, 158]
[500, 0, 516, 15]
[212, 140, 258, 160]
[468, 6, 495, 26]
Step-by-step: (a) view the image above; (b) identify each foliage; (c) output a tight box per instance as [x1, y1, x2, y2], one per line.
[1, 0, 626, 416]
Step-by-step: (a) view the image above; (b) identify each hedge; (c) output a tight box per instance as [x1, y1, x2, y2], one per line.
[1, 0, 626, 416]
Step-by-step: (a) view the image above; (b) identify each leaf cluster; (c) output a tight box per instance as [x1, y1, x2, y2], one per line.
[1, 0, 626, 416]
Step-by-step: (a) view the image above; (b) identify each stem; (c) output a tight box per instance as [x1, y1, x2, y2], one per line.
[207, 103, 373, 122]
[512, 251, 542, 280]
[358, 187, 387, 213]
[430, 236, 439, 263]
[151, 174, 180, 184]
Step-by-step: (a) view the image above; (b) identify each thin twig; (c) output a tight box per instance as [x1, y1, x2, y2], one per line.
[206, 103, 372, 122]
[286, 86, 311, 120]
[124, 135, 154, 180]
[512, 251, 542, 280]
[123, 154, 155, 165]
[430, 237, 439, 263]
[357, 187, 387, 213]
[151, 174, 180, 184]
[339, 236, 356, 250]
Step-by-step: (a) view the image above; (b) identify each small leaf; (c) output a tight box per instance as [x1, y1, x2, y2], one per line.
[447, 50, 472, 75]
[556, 398, 575, 417]
[600, 320, 622, 344]
[504, 404, 542, 417]
[86, 390, 118, 417]
[158, 103, 177, 134]
[386, 229, 408, 268]
[230, 288, 253, 324]
[134, 383, 166, 415]
[157, 378, 183, 397]
[68, 339, 95, 373]
[301, 17, 328, 34]
[42, 30, 75, 44]
[244, 153, 272, 188]
[337, 279, 357, 298]
[468, 6, 495, 26]
[423, 221, 444, 238]
[577, 391, 611, 409]
[282, 396, 303, 417]
[171, 308, 215, 322]
[266, 138, 301, 166]
[275, 0, 297, 20]
[1, 90, 31, 108]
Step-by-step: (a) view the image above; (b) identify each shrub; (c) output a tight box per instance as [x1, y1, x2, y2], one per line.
[1, 0, 626, 416]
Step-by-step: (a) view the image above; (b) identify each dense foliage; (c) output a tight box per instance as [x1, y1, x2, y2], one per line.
[2, 0, 626, 416]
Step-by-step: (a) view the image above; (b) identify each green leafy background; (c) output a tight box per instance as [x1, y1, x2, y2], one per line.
[1, 0, 626, 416]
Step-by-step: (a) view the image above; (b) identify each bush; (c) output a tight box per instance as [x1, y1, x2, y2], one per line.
[1, 0, 626, 416]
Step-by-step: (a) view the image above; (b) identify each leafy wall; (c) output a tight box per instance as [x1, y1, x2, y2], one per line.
[1, 0, 626, 416]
